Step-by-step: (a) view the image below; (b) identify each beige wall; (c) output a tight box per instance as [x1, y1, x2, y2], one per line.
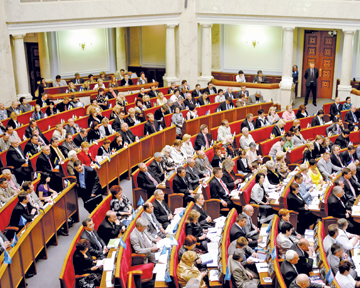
[128, 27, 141, 67]
[211, 24, 221, 72]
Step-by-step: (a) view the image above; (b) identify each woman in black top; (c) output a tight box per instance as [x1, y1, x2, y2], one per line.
[37, 78, 48, 99]
[73, 239, 102, 288]
[45, 101, 57, 117]
[271, 119, 285, 137]
[236, 150, 252, 177]
[302, 142, 316, 163]
[88, 109, 104, 127]
[110, 134, 124, 151]
[210, 145, 225, 168]
[295, 104, 309, 119]
[185, 210, 209, 252]
[222, 159, 242, 190]
[97, 139, 111, 157]
[87, 121, 101, 144]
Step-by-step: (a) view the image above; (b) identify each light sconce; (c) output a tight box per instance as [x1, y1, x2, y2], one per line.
[251, 40, 259, 48]
[79, 42, 92, 50]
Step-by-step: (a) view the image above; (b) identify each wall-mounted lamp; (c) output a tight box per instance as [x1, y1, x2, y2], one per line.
[251, 40, 259, 48]
[79, 42, 92, 50]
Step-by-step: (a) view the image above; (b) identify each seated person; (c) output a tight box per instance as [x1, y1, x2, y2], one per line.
[294, 173, 314, 206]
[37, 172, 58, 202]
[282, 104, 296, 121]
[222, 158, 241, 190]
[328, 243, 357, 279]
[280, 250, 300, 287]
[335, 129, 350, 149]
[290, 274, 329, 288]
[331, 145, 345, 169]
[211, 144, 225, 168]
[341, 146, 358, 166]
[311, 109, 325, 127]
[230, 214, 257, 249]
[177, 251, 207, 288]
[223, 135, 236, 158]
[241, 113, 255, 132]
[267, 106, 280, 125]
[308, 159, 324, 188]
[209, 167, 233, 210]
[193, 193, 215, 228]
[97, 210, 124, 245]
[323, 224, 339, 255]
[336, 218, 359, 256]
[326, 117, 345, 136]
[239, 127, 255, 151]
[296, 104, 309, 119]
[137, 162, 162, 199]
[141, 202, 166, 239]
[272, 119, 286, 137]
[253, 70, 267, 83]
[178, 235, 204, 268]
[72, 239, 102, 287]
[109, 185, 132, 223]
[0, 177, 17, 203]
[173, 167, 194, 205]
[80, 218, 108, 259]
[255, 109, 269, 128]
[228, 249, 259, 288]
[185, 210, 209, 251]
[265, 161, 281, 185]
[245, 142, 262, 170]
[277, 222, 295, 259]
[214, 89, 226, 103]
[149, 152, 165, 182]
[317, 152, 342, 181]
[242, 205, 260, 242]
[335, 260, 360, 288]
[217, 119, 231, 142]
[130, 218, 160, 263]
[341, 167, 358, 205]
[194, 124, 212, 151]
[344, 104, 359, 131]
[153, 189, 173, 229]
[195, 150, 213, 178]
[278, 209, 301, 244]
[290, 239, 314, 275]
[269, 137, 286, 158]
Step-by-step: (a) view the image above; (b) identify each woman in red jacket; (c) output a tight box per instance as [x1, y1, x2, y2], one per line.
[77, 142, 93, 166]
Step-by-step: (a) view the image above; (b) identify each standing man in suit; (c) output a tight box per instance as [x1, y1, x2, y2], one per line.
[73, 129, 88, 147]
[143, 113, 159, 136]
[248, 90, 265, 104]
[149, 152, 165, 181]
[330, 96, 343, 121]
[194, 124, 212, 151]
[97, 211, 124, 245]
[203, 82, 217, 95]
[80, 217, 108, 259]
[193, 193, 214, 228]
[185, 158, 203, 190]
[74, 160, 103, 211]
[173, 167, 194, 205]
[153, 189, 173, 229]
[141, 202, 166, 239]
[130, 218, 160, 263]
[242, 205, 260, 241]
[137, 162, 162, 199]
[304, 61, 319, 106]
[9, 193, 37, 235]
[280, 250, 300, 287]
[289, 239, 313, 275]
[253, 70, 267, 83]
[210, 167, 234, 211]
[194, 150, 213, 178]
[217, 98, 234, 111]
[72, 73, 84, 85]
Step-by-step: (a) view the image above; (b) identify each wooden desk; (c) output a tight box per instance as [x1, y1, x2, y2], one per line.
[0, 183, 79, 288]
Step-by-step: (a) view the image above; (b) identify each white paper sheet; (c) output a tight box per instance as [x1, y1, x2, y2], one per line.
[209, 269, 220, 282]
[103, 259, 114, 271]
[255, 262, 269, 273]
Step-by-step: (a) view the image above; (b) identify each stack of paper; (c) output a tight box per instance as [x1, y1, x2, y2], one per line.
[107, 239, 120, 249]
[267, 192, 279, 200]
[206, 242, 219, 267]
[174, 207, 186, 215]
[153, 264, 167, 281]
[209, 269, 220, 282]
[352, 206, 360, 215]
[106, 271, 113, 288]
[255, 262, 269, 273]
[103, 258, 115, 271]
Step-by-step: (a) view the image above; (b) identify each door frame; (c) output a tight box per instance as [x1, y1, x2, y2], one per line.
[297, 28, 341, 100]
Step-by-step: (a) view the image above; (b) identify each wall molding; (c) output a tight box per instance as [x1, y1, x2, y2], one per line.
[7, 14, 180, 34]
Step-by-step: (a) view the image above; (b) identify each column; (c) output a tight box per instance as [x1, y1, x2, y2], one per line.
[198, 24, 213, 87]
[279, 26, 295, 109]
[116, 27, 127, 72]
[163, 24, 179, 86]
[38, 32, 52, 82]
[338, 30, 355, 102]
[12, 34, 32, 100]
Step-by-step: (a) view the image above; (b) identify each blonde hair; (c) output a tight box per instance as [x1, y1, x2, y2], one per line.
[293, 119, 300, 127]
[68, 82, 75, 89]
[97, 79, 103, 85]
[277, 119, 286, 127]
[128, 108, 135, 115]
[268, 106, 276, 114]
[101, 118, 109, 124]
[174, 139, 182, 147]
[182, 134, 191, 141]
[186, 210, 201, 223]
[81, 142, 90, 148]
[113, 104, 122, 112]
[144, 95, 150, 102]
[82, 82, 90, 89]
[10, 112, 17, 119]
[279, 209, 290, 217]
[286, 104, 292, 110]
[161, 145, 172, 154]
[275, 151, 286, 161]
[157, 92, 164, 99]
[257, 165, 267, 174]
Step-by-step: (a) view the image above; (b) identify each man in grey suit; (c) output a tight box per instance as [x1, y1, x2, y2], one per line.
[317, 152, 341, 181]
[141, 202, 166, 239]
[130, 218, 160, 263]
[71, 73, 84, 85]
[0, 230, 10, 254]
[64, 118, 80, 135]
[242, 205, 260, 241]
[3, 169, 21, 193]
[185, 158, 203, 190]
[194, 150, 213, 178]
[224, 87, 236, 100]
[253, 70, 267, 83]
[248, 90, 265, 104]
[0, 177, 17, 203]
[61, 134, 78, 157]
[327, 243, 357, 279]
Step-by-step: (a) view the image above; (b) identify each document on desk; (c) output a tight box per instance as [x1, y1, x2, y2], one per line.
[103, 259, 115, 271]
[157, 237, 171, 249]
[174, 207, 186, 215]
[352, 206, 360, 215]
[267, 192, 279, 200]
[259, 226, 268, 237]
[209, 269, 220, 282]
[200, 253, 214, 265]
[247, 256, 264, 263]
[106, 271, 113, 282]
[213, 216, 226, 223]
[154, 264, 167, 281]
[206, 245, 219, 267]
[255, 263, 269, 273]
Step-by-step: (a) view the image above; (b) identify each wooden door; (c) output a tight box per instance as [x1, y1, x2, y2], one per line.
[301, 30, 337, 99]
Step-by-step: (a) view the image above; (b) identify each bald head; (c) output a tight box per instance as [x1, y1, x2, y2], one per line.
[243, 205, 254, 216]
[296, 274, 310, 286]
[298, 238, 311, 252]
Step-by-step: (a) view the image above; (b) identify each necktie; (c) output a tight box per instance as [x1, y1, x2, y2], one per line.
[161, 201, 169, 215]
[9, 180, 17, 191]
[204, 134, 209, 149]
[337, 155, 343, 167]
[142, 232, 152, 248]
[91, 231, 102, 250]
[311, 69, 314, 81]
[346, 179, 356, 198]
[146, 172, 158, 186]
[70, 127, 74, 134]
[158, 162, 163, 173]
[54, 147, 65, 161]
[126, 132, 133, 144]
[152, 123, 156, 132]
[220, 180, 230, 195]
[249, 122, 254, 131]
[203, 159, 211, 171]
[46, 155, 54, 170]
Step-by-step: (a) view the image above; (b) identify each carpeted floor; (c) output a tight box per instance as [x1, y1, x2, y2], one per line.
[293, 96, 334, 115]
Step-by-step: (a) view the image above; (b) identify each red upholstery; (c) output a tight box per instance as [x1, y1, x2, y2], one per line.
[324, 184, 334, 215]
[61, 232, 82, 288]
[0, 198, 18, 232]
[92, 196, 111, 230]
[242, 177, 256, 204]
[130, 263, 154, 280]
[250, 126, 274, 144]
[260, 138, 278, 156]
[225, 210, 238, 263]
[323, 101, 345, 114]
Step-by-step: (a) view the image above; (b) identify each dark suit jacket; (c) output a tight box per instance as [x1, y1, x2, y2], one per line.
[217, 101, 234, 111]
[9, 202, 35, 229]
[120, 79, 133, 86]
[287, 192, 307, 214]
[184, 99, 196, 108]
[304, 68, 319, 87]
[237, 157, 252, 174]
[25, 126, 48, 141]
[295, 110, 309, 119]
[224, 91, 236, 100]
[271, 126, 282, 137]
[154, 108, 168, 128]
[229, 222, 247, 242]
[36, 98, 50, 108]
[330, 153, 344, 169]
[73, 134, 87, 147]
[185, 166, 201, 190]
[313, 142, 324, 159]
[327, 193, 347, 219]
[36, 152, 54, 174]
[222, 170, 237, 190]
[147, 90, 158, 99]
[24, 141, 40, 156]
[111, 117, 125, 132]
[75, 166, 102, 201]
[80, 229, 106, 259]
[119, 129, 136, 144]
[290, 243, 313, 275]
[185, 222, 204, 241]
[235, 90, 249, 98]
[173, 174, 191, 198]
[192, 203, 214, 228]
[341, 150, 357, 166]
[56, 102, 71, 113]
[196, 96, 210, 106]
[330, 103, 343, 120]
[143, 121, 159, 136]
[6, 146, 27, 169]
[280, 260, 298, 288]
[137, 170, 160, 197]
[202, 87, 217, 95]
[194, 132, 212, 151]
[153, 199, 172, 228]
[253, 75, 267, 83]
[340, 176, 357, 204]
[149, 160, 165, 181]
[255, 117, 268, 129]
[241, 119, 255, 131]
[97, 218, 122, 245]
[209, 177, 231, 203]
[71, 78, 84, 84]
[345, 110, 358, 131]
[191, 89, 202, 99]
[64, 124, 79, 135]
[334, 134, 349, 149]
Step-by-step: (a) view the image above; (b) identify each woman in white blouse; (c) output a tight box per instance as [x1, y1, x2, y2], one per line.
[267, 106, 280, 125]
[239, 127, 254, 151]
[170, 139, 186, 165]
[93, 79, 105, 91]
[235, 70, 246, 83]
[257, 166, 281, 193]
[181, 134, 195, 158]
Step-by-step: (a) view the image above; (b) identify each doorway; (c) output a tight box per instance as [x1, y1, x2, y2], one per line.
[25, 43, 41, 98]
[301, 30, 337, 99]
